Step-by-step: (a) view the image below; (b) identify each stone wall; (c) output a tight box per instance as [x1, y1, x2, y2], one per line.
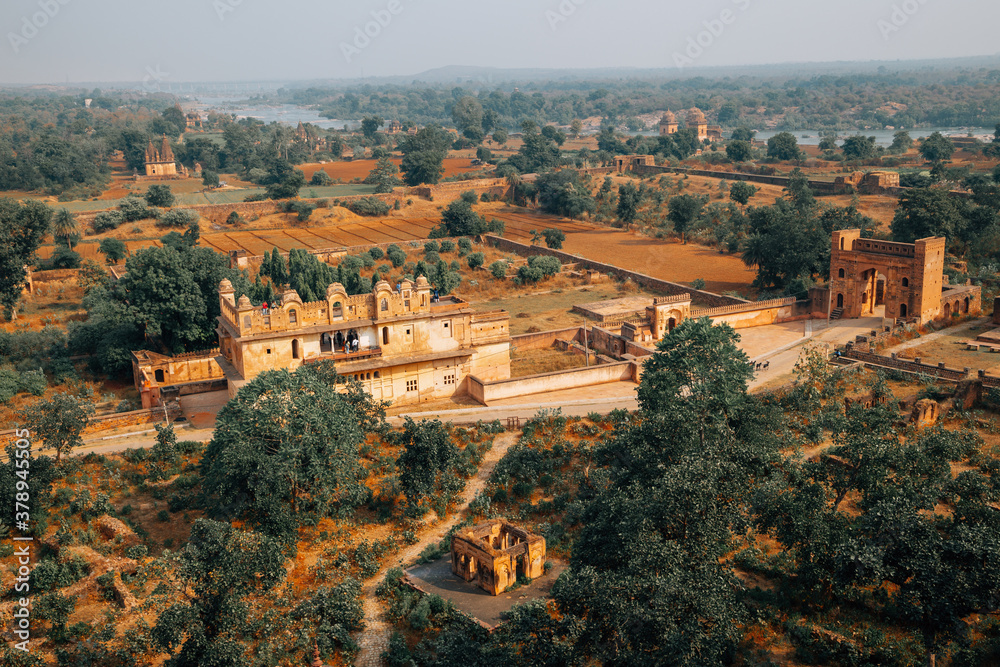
[468, 361, 636, 405]
[0, 405, 181, 447]
[485, 236, 746, 308]
[839, 349, 969, 382]
[511, 327, 584, 351]
[631, 164, 845, 195]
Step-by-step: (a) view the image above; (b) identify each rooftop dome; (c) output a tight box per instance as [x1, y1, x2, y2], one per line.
[237, 295, 252, 309]
[688, 108, 707, 124]
[660, 111, 677, 124]
[218, 279, 234, 292]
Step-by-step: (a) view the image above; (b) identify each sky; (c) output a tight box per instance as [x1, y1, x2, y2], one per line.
[0, 0, 998, 85]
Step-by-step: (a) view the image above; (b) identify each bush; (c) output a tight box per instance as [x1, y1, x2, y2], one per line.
[439, 240, 455, 253]
[386, 245, 406, 268]
[156, 509, 170, 522]
[19, 369, 47, 396]
[310, 170, 332, 186]
[124, 545, 148, 560]
[225, 210, 245, 226]
[543, 228, 566, 249]
[424, 241, 440, 253]
[466, 252, 485, 270]
[458, 237, 472, 254]
[369, 247, 385, 260]
[118, 195, 156, 222]
[99, 238, 127, 264]
[489, 261, 508, 280]
[282, 200, 315, 221]
[48, 246, 81, 269]
[92, 211, 125, 233]
[346, 197, 390, 217]
[424, 251, 440, 265]
[156, 209, 199, 229]
[144, 185, 175, 208]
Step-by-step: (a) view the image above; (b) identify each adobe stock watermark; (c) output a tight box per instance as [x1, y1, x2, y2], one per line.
[142, 65, 170, 93]
[673, 0, 752, 70]
[11, 429, 33, 653]
[7, 0, 72, 55]
[546, 0, 589, 32]
[213, 0, 244, 22]
[341, 0, 407, 64]
[877, 0, 930, 40]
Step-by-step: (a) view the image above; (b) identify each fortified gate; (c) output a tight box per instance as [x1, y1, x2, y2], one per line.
[828, 229, 945, 323]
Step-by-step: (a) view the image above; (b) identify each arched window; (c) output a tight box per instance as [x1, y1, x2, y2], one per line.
[380, 298, 388, 312]
[837, 268, 845, 278]
[840, 237, 845, 250]
[901, 277, 909, 287]
[292, 339, 300, 359]
[289, 309, 298, 324]
[382, 327, 389, 345]
[900, 303, 908, 317]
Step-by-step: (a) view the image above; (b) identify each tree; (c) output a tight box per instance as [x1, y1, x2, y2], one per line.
[729, 180, 758, 210]
[24, 393, 94, 463]
[263, 160, 306, 200]
[543, 228, 566, 249]
[890, 130, 914, 154]
[52, 208, 79, 249]
[0, 198, 51, 319]
[891, 187, 970, 246]
[730, 127, 756, 142]
[725, 139, 753, 162]
[399, 125, 451, 186]
[451, 97, 484, 142]
[202, 170, 220, 188]
[310, 169, 332, 186]
[144, 184, 175, 208]
[361, 115, 384, 140]
[818, 134, 839, 151]
[841, 135, 880, 160]
[98, 238, 127, 264]
[364, 156, 402, 194]
[492, 128, 508, 146]
[395, 418, 463, 516]
[616, 182, 642, 227]
[767, 132, 802, 161]
[434, 198, 486, 237]
[202, 368, 374, 543]
[667, 194, 705, 243]
[151, 519, 286, 666]
[569, 119, 583, 139]
[920, 132, 955, 163]
[489, 261, 508, 279]
[535, 170, 595, 219]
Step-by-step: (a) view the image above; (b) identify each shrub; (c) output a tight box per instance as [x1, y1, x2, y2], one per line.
[144, 185, 175, 208]
[439, 240, 455, 253]
[489, 261, 508, 279]
[386, 244, 406, 268]
[124, 545, 148, 560]
[310, 170, 332, 186]
[156, 509, 170, 522]
[691, 278, 706, 290]
[458, 237, 473, 254]
[369, 247, 385, 260]
[225, 210, 244, 226]
[48, 246, 81, 269]
[543, 228, 566, 249]
[282, 200, 315, 221]
[92, 211, 125, 233]
[19, 368, 47, 396]
[118, 195, 156, 222]
[424, 241, 440, 253]
[424, 251, 440, 265]
[346, 197, 390, 217]
[156, 209, 199, 229]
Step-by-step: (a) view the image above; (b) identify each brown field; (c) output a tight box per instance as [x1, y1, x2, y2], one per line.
[510, 347, 586, 378]
[299, 158, 483, 182]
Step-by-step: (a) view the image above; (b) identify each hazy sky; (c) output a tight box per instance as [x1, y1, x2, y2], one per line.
[0, 0, 998, 84]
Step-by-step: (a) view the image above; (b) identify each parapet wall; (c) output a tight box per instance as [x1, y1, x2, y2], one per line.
[468, 361, 636, 405]
[485, 236, 745, 308]
[511, 327, 584, 351]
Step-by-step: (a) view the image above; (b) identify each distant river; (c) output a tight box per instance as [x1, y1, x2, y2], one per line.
[185, 96, 358, 131]
[754, 127, 995, 147]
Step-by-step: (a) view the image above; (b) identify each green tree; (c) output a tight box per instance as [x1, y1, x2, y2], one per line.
[841, 135, 880, 160]
[98, 238, 127, 264]
[451, 97, 484, 142]
[24, 392, 95, 463]
[667, 194, 706, 243]
[364, 156, 402, 194]
[52, 208, 80, 249]
[889, 130, 914, 154]
[310, 169, 333, 186]
[151, 519, 286, 666]
[920, 132, 955, 163]
[729, 180, 758, 210]
[535, 170, 595, 219]
[361, 115, 384, 140]
[616, 182, 642, 227]
[767, 132, 803, 161]
[399, 125, 451, 186]
[726, 139, 753, 162]
[435, 198, 486, 237]
[0, 198, 51, 319]
[730, 127, 756, 142]
[202, 170, 220, 188]
[543, 228, 566, 249]
[891, 187, 969, 246]
[570, 119, 583, 139]
[202, 368, 374, 543]
[263, 160, 306, 200]
[395, 418, 464, 516]
[492, 128, 509, 146]
[144, 184, 175, 208]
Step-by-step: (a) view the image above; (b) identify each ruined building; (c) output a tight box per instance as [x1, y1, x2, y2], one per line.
[661, 108, 723, 142]
[144, 135, 178, 178]
[828, 229, 980, 323]
[451, 521, 546, 596]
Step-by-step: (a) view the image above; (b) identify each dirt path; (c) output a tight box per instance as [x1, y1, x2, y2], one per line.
[353, 431, 520, 666]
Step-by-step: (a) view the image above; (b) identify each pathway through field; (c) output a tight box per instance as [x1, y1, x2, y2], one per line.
[353, 431, 520, 666]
